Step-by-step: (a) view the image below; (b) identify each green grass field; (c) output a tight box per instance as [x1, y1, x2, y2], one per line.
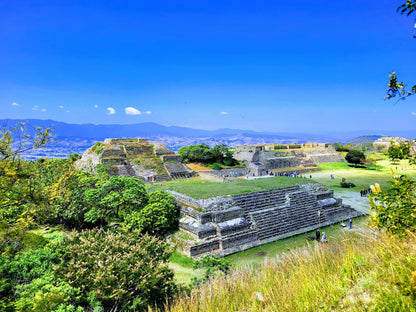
[315, 158, 416, 193]
[146, 175, 314, 199]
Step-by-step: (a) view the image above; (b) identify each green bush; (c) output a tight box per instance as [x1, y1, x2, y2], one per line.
[54, 228, 177, 311]
[340, 181, 356, 188]
[210, 163, 222, 170]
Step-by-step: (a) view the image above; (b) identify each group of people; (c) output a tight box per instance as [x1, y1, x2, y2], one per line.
[315, 229, 327, 243]
[315, 218, 353, 244]
[276, 171, 301, 177]
[360, 188, 372, 197]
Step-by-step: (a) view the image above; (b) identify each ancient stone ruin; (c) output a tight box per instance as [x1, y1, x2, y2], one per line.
[170, 183, 363, 258]
[373, 137, 416, 154]
[76, 138, 194, 181]
[233, 143, 344, 176]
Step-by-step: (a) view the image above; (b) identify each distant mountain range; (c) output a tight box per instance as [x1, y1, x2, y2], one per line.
[1, 118, 415, 159]
[347, 135, 384, 145]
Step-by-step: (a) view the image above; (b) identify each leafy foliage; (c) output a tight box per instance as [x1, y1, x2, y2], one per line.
[83, 176, 148, 224]
[123, 190, 179, 236]
[370, 176, 416, 238]
[54, 228, 177, 311]
[386, 0, 416, 100]
[340, 181, 355, 188]
[388, 140, 411, 161]
[345, 150, 365, 165]
[191, 254, 232, 286]
[331, 142, 355, 152]
[178, 143, 237, 166]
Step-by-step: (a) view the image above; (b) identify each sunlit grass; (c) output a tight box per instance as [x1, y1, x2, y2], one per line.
[163, 231, 416, 311]
[147, 176, 314, 199]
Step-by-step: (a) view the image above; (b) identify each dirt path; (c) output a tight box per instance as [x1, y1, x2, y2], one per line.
[335, 190, 371, 214]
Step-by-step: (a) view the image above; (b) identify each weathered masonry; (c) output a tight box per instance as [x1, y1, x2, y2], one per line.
[170, 184, 363, 258]
[76, 138, 194, 181]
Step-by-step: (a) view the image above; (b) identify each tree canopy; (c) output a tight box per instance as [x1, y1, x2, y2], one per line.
[345, 150, 365, 166]
[178, 143, 237, 167]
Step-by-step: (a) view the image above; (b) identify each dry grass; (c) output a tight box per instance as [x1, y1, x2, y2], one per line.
[186, 163, 213, 172]
[160, 232, 416, 312]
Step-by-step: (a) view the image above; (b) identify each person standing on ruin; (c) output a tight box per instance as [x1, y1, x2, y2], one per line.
[349, 218, 353, 229]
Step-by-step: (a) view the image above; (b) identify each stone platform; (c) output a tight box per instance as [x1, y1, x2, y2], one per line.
[170, 183, 364, 258]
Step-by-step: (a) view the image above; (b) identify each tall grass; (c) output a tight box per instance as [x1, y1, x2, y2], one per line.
[162, 232, 416, 311]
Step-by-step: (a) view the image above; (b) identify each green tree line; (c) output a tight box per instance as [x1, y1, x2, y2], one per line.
[0, 124, 180, 311]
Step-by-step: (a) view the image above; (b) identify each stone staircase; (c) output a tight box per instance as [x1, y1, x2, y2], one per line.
[232, 186, 300, 216]
[174, 183, 365, 258]
[164, 163, 193, 178]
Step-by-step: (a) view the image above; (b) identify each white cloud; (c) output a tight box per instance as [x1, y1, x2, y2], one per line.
[125, 107, 141, 115]
[32, 105, 39, 111]
[144, 110, 152, 115]
[411, 112, 416, 116]
[41, 108, 47, 112]
[94, 104, 98, 108]
[220, 111, 228, 115]
[107, 107, 116, 115]
[59, 105, 64, 109]
[12, 102, 19, 106]
[66, 110, 70, 113]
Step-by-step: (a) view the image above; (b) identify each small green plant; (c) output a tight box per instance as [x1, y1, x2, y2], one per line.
[340, 181, 355, 188]
[191, 255, 232, 286]
[91, 142, 103, 153]
[210, 163, 222, 170]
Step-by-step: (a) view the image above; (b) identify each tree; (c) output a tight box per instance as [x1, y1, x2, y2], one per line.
[0, 124, 54, 224]
[84, 176, 148, 225]
[386, 2, 416, 100]
[345, 150, 365, 166]
[178, 143, 237, 166]
[54, 228, 177, 311]
[387, 140, 411, 161]
[369, 176, 416, 238]
[123, 190, 180, 236]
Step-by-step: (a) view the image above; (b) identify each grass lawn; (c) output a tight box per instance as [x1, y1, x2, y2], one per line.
[169, 251, 204, 285]
[147, 176, 315, 199]
[315, 159, 416, 193]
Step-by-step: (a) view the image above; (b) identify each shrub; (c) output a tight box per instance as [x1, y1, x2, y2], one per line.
[340, 181, 355, 188]
[192, 254, 233, 286]
[55, 228, 177, 311]
[370, 175, 416, 238]
[210, 163, 222, 170]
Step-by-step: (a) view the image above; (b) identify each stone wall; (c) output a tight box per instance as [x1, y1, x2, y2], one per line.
[101, 148, 125, 158]
[173, 183, 364, 258]
[162, 155, 182, 162]
[233, 143, 344, 176]
[123, 145, 153, 156]
[198, 168, 248, 181]
[104, 138, 147, 144]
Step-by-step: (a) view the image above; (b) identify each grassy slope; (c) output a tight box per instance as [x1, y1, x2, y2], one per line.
[164, 232, 416, 312]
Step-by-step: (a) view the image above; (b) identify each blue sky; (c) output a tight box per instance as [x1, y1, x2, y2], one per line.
[1, 0, 416, 133]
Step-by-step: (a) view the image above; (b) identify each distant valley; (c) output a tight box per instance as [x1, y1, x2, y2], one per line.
[2, 118, 415, 159]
